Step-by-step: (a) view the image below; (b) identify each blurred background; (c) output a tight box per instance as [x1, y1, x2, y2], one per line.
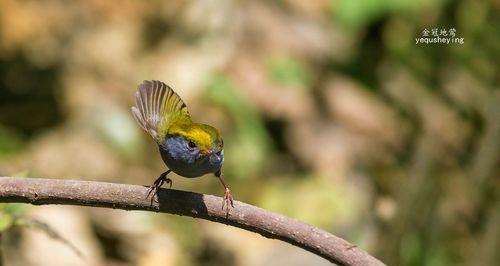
[0, 0, 498, 265]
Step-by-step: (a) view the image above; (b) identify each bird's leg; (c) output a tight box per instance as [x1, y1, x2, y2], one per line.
[146, 169, 172, 203]
[215, 172, 234, 213]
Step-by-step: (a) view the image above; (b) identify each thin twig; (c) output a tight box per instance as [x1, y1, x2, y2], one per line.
[0, 177, 385, 266]
[14, 216, 85, 260]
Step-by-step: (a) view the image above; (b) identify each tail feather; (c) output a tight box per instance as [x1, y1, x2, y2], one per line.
[131, 80, 190, 142]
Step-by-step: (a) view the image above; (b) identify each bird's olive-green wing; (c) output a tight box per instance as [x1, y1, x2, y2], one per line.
[131, 80, 191, 143]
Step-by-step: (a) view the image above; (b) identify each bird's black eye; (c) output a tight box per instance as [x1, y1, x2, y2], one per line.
[188, 141, 197, 148]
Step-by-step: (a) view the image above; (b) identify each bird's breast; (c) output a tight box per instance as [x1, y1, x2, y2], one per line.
[159, 145, 222, 178]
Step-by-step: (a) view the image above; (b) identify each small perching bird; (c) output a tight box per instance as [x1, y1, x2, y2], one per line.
[131, 80, 233, 210]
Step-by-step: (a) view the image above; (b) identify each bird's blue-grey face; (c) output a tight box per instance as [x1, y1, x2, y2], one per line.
[159, 135, 223, 178]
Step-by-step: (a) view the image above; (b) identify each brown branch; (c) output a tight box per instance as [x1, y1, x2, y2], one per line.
[0, 177, 385, 266]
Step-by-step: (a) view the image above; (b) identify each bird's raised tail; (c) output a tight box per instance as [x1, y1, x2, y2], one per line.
[131, 80, 191, 143]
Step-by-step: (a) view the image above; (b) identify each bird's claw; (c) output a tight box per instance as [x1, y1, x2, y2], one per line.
[145, 174, 173, 205]
[222, 188, 234, 213]
[145, 186, 157, 200]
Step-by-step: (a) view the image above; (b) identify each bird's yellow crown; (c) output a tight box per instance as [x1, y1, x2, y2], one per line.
[168, 122, 222, 152]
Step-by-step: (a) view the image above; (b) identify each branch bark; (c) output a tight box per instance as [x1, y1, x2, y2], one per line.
[0, 177, 384, 266]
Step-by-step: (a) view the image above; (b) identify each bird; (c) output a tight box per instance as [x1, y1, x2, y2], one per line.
[131, 80, 233, 210]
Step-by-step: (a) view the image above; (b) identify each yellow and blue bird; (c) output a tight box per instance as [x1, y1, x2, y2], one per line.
[131, 80, 233, 209]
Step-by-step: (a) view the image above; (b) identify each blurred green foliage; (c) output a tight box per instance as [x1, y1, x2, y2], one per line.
[0, 126, 24, 157]
[0, 203, 26, 232]
[266, 57, 311, 88]
[206, 75, 272, 179]
[334, 0, 444, 29]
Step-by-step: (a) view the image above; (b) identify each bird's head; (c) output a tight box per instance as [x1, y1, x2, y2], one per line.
[164, 122, 224, 167]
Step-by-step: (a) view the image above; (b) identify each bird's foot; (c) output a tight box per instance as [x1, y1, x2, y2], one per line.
[222, 187, 234, 214]
[145, 171, 172, 205]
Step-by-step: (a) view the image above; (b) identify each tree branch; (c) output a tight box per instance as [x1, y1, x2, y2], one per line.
[0, 177, 384, 266]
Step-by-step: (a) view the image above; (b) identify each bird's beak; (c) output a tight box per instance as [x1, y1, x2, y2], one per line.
[201, 149, 222, 162]
[200, 149, 212, 156]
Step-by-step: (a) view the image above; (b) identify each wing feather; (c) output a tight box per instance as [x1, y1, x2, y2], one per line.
[131, 80, 191, 142]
